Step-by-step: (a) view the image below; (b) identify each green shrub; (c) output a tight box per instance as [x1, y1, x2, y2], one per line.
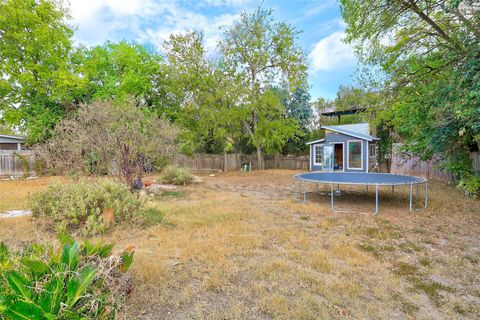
[0, 237, 134, 319]
[14, 152, 30, 178]
[150, 155, 170, 172]
[458, 175, 480, 198]
[29, 179, 143, 235]
[161, 165, 195, 185]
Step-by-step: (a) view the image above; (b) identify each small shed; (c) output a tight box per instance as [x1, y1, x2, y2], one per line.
[0, 134, 25, 151]
[307, 123, 379, 172]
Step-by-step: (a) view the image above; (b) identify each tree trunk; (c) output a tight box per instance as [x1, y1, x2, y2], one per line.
[257, 146, 264, 170]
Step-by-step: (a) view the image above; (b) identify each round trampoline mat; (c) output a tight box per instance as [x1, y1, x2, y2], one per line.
[294, 172, 427, 186]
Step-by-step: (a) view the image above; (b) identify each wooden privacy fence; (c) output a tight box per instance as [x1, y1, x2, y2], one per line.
[391, 144, 480, 182]
[0, 152, 307, 177]
[170, 154, 241, 172]
[0, 150, 35, 178]
[170, 153, 309, 171]
[471, 152, 480, 174]
[241, 155, 309, 170]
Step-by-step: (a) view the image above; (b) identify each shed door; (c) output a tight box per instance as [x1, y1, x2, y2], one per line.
[323, 145, 334, 171]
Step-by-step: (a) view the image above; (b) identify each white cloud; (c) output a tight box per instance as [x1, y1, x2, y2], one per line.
[138, 11, 240, 54]
[198, 0, 250, 7]
[66, 0, 240, 54]
[308, 31, 356, 72]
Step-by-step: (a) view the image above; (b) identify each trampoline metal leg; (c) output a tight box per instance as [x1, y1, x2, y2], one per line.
[374, 185, 379, 215]
[316, 182, 318, 193]
[416, 184, 419, 201]
[330, 184, 334, 211]
[409, 184, 413, 212]
[303, 180, 307, 203]
[391, 185, 394, 195]
[425, 181, 428, 208]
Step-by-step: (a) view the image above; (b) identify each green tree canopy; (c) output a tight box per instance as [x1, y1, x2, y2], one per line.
[81, 41, 165, 110]
[0, 0, 86, 143]
[340, 0, 480, 195]
[220, 8, 307, 168]
[163, 31, 244, 154]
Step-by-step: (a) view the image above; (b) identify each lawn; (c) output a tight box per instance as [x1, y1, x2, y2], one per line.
[1, 170, 479, 319]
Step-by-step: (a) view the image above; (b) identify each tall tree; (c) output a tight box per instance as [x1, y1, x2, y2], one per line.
[81, 41, 166, 111]
[340, 0, 480, 195]
[285, 87, 312, 130]
[163, 31, 244, 154]
[220, 8, 307, 169]
[0, 0, 85, 143]
[277, 87, 313, 154]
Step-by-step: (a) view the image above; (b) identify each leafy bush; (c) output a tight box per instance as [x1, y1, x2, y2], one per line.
[29, 179, 143, 235]
[14, 153, 30, 178]
[149, 155, 170, 172]
[458, 175, 480, 198]
[36, 99, 178, 187]
[161, 165, 195, 185]
[0, 237, 134, 319]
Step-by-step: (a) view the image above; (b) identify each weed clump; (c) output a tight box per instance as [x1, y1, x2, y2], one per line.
[161, 165, 195, 185]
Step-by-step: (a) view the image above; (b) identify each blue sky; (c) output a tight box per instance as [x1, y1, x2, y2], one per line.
[68, 0, 358, 100]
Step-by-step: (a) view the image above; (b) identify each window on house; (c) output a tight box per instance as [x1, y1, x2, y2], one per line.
[348, 141, 362, 169]
[314, 145, 323, 165]
[369, 144, 376, 157]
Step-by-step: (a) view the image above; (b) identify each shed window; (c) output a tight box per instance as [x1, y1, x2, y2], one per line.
[369, 144, 376, 157]
[347, 140, 362, 170]
[314, 145, 323, 165]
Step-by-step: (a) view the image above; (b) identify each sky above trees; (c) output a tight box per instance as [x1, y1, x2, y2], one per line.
[67, 0, 356, 100]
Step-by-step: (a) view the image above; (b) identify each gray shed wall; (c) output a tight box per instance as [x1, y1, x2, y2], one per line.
[310, 132, 370, 172]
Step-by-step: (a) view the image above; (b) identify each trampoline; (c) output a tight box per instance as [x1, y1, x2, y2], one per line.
[293, 172, 428, 215]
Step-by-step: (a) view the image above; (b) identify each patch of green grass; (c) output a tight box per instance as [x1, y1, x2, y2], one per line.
[300, 216, 311, 221]
[162, 190, 184, 197]
[394, 262, 418, 277]
[155, 191, 185, 200]
[357, 243, 383, 258]
[135, 207, 165, 226]
[453, 304, 467, 316]
[463, 255, 478, 264]
[411, 279, 452, 301]
[365, 227, 388, 240]
[390, 231, 403, 239]
[418, 257, 431, 267]
[374, 217, 395, 229]
[399, 241, 422, 253]
[381, 245, 396, 252]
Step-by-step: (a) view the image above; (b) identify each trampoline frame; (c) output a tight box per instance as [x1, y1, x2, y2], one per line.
[293, 172, 428, 215]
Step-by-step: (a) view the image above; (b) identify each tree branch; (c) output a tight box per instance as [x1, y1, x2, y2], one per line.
[398, 0, 464, 52]
[454, 7, 480, 40]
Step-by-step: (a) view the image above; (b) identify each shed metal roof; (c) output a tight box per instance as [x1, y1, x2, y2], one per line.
[321, 125, 379, 141]
[0, 134, 25, 143]
[0, 134, 24, 140]
[305, 139, 325, 145]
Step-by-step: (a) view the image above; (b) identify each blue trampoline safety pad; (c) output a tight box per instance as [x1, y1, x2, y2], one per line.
[295, 172, 427, 186]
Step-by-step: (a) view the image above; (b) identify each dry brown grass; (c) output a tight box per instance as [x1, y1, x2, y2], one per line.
[1, 171, 479, 319]
[0, 176, 66, 211]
